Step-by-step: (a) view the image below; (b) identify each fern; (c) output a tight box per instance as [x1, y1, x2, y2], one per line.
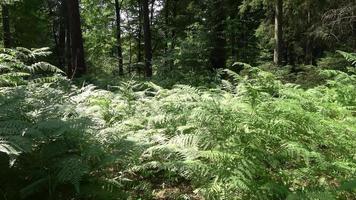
[0, 47, 65, 87]
[337, 50, 356, 67]
[56, 156, 89, 193]
[1, 49, 356, 199]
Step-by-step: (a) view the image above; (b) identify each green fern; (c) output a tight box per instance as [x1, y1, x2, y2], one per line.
[0, 47, 65, 87]
[336, 50, 356, 67]
[1, 49, 356, 199]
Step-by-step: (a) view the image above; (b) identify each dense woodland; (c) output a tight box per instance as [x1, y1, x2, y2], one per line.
[0, 0, 356, 199]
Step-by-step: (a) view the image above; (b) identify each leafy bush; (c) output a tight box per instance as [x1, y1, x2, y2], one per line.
[317, 52, 350, 71]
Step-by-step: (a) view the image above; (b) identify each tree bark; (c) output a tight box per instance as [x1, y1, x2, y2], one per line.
[305, 7, 313, 65]
[65, 6, 72, 76]
[164, 0, 170, 69]
[58, 3, 66, 69]
[352, 0, 356, 50]
[273, 0, 283, 65]
[137, 0, 143, 63]
[142, 0, 153, 77]
[129, 36, 132, 74]
[115, 0, 124, 76]
[47, 0, 65, 68]
[2, 4, 11, 48]
[171, 0, 177, 52]
[66, 0, 86, 78]
[210, 0, 227, 70]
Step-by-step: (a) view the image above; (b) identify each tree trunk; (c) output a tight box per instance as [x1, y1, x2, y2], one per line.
[229, 4, 238, 63]
[66, 0, 86, 78]
[65, 7, 72, 76]
[142, 0, 153, 77]
[115, 0, 124, 76]
[137, 0, 143, 63]
[171, 0, 176, 51]
[2, 4, 11, 48]
[169, 0, 177, 69]
[273, 0, 283, 65]
[129, 36, 132, 74]
[47, 0, 65, 68]
[210, 0, 227, 70]
[58, 4, 66, 69]
[305, 8, 313, 65]
[164, 0, 170, 69]
[352, 1, 356, 50]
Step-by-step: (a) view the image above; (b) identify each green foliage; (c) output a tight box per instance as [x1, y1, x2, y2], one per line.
[0, 47, 64, 86]
[76, 60, 355, 199]
[2, 0, 356, 197]
[1, 50, 356, 199]
[9, 0, 53, 48]
[317, 52, 350, 71]
[337, 51, 356, 67]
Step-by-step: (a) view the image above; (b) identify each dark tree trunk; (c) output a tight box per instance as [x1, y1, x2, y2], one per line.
[164, 0, 170, 69]
[58, 11, 66, 69]
[115, 0, 124, 76]
[142, 0, 153, 77]
[353, 1, 356, 50]
[51, 19, 62, 67]
[66, 0, 86, 78]
[137, 0, 143, 63]
[125, 9, 133, 75]
[168, 0, 177, 69]
[65, 8, 72, 76]
[2, 4, 11, 48]
[210, 0, 227, 70]
[273, 0, 283, 65]
[129, 36, 132, 74]
[305, 8, 313, 65]
[228, 3, 238, 63]
[47, 0, 65, 68]
[171, 0, 177, 51]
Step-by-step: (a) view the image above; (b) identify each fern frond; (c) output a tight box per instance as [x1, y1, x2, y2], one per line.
[56, 156, 89, 193]
[337, 50, 356, 67]
[28, 62, 64, 74]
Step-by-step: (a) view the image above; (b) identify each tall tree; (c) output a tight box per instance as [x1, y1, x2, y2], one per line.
[115, 0, 124, 75]
[163, 0, 169, 68]
[57, 0, 66, 69]
[142, 0, 152, 77]
[137, 0, 143, 63]
[2, 4, 11, 48]
[210, 0, 227, 69]
[66, 0, 86, 78]
[46, 0, 65, 68]
[273, 0, 283, 65]
[304, 2, 313, 65]
[352, 1, 356, 50]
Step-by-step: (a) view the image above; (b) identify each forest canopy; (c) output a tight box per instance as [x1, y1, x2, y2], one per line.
[0, 0, 355, 199]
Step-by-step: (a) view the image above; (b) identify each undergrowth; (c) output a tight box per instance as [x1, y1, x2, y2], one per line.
[0, 48, 355, 199]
